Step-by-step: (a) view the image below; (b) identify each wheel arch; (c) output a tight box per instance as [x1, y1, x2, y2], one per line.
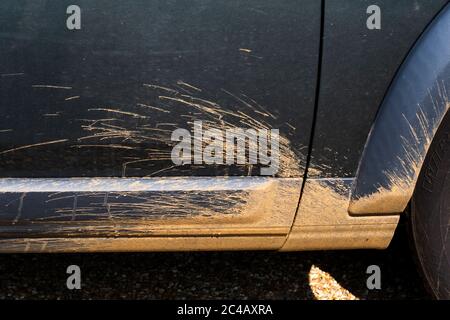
[349, 3, 450, 215]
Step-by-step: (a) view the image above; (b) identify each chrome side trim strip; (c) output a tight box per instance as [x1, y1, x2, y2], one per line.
[0, 177, 274, 193]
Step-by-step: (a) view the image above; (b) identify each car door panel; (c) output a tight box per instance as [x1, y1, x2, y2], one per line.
[0, 0, 320, 238]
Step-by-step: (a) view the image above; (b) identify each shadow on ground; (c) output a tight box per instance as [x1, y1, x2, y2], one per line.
[0, 220, 429, 300]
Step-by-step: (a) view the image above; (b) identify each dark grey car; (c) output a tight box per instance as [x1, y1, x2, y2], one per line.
[0, 0, 449, 299]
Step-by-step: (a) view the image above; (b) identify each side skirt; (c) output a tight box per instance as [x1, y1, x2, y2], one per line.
[0, 177, 400, 252]
[281, 178, 400, 251]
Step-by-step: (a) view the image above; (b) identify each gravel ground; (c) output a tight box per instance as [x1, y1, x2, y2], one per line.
[0, 221, 430, 300]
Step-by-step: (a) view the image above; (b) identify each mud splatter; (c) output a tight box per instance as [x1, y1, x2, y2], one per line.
[31, 85, 72, 90]
[282, 178, 399, 251]
[1, 73, 24, 77]
[351, 83, 449, 214]
[0, 139, 68, 156]
[65, 96, 80, 101]
[75, 82, 303, 178]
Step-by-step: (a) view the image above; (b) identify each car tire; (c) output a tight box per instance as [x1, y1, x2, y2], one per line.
[411, 110, 450, 299]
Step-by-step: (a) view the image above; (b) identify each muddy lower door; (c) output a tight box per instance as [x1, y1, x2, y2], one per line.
[0, 0, 321, 249]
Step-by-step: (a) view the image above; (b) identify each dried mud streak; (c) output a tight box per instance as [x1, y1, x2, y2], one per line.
[31, 85, 72, 90]
[0, 139, 68, 156]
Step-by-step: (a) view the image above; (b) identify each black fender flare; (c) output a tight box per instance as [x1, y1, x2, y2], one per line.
[349, 3, 450, 215]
